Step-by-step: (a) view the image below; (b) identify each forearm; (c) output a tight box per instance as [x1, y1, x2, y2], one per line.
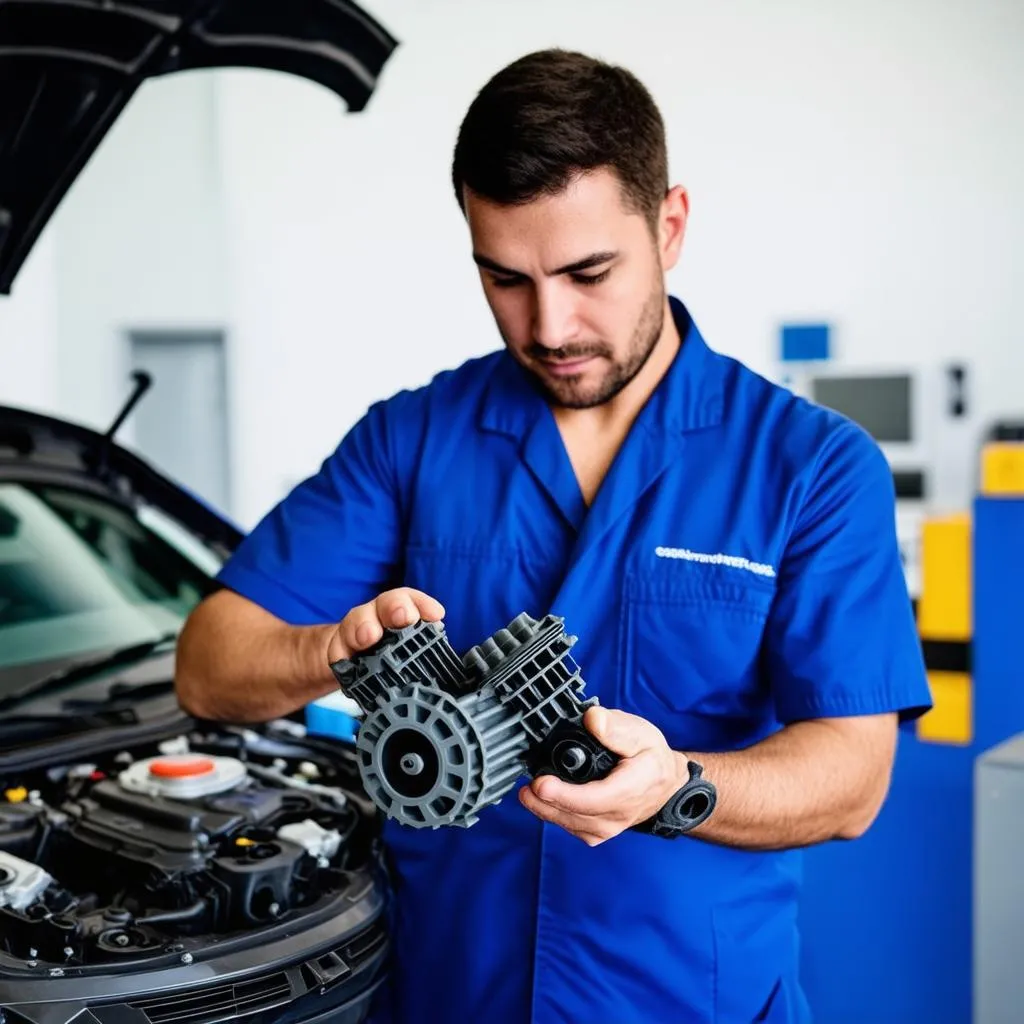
[175, 590, 339, 722]
[682, 715, 896, 851]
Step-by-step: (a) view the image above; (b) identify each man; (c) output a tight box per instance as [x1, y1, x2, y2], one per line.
[176, 48, 931, 1024]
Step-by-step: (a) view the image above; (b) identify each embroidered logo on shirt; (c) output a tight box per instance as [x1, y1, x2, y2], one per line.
[654, 546, 777, 579]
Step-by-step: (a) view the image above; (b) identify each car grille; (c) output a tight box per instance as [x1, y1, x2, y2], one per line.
[338, 919, 388, 967]
[117, 919, 387, 1024]
[128, 972, 292, 1023]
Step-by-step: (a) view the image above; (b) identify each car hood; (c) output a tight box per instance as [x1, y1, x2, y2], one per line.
[0, 401, 243, 555]
[0, 0, 398, 294]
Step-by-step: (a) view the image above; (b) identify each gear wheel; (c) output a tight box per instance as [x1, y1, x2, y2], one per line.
[355, 682, 528, 829]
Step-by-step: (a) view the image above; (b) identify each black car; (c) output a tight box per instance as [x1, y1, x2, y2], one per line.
[0, 3, 399, 1021]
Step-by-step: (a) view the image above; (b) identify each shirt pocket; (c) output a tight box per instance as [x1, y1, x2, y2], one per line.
[403, 540, 536, 656]
[617, 562, 775, 747]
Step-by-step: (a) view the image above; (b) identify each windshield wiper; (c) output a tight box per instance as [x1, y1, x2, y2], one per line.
[62, 679, 175, 713]
[0, 708, 139, 738]
[0, 632, 179, 711]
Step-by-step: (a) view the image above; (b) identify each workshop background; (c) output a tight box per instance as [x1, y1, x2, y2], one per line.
[1, 0, 1023, 1021]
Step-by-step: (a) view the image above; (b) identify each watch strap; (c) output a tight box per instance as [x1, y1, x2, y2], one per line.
[633, 759, 717, 838]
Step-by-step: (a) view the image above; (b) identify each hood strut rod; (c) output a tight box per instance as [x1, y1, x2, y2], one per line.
[105, 370, 152, 441]
[94, 370, 152, 481]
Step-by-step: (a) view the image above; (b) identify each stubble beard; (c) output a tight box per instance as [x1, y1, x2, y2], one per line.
[516, 278, 666, 410]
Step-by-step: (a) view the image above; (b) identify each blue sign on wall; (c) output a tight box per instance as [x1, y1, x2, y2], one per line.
[781, 323, 831, 363]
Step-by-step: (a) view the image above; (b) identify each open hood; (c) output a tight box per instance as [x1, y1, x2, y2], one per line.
[0, 395, 244, 556]
[0, 0, 398, 294]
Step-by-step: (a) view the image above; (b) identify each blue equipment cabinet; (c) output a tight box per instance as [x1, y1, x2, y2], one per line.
[798, 494, 1024, 1023]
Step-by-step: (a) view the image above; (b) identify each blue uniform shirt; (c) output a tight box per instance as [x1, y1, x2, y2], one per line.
[217, 298, 931, 1024]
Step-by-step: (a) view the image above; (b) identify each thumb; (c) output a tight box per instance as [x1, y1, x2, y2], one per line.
[584, 705, 653, 758]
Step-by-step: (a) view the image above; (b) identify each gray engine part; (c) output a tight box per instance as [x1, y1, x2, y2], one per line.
[0, 850, 53, 911]
[332, 612, 598, 829]
[276, 819, 342, 860]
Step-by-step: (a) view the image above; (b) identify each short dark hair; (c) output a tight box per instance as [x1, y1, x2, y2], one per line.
[451, 49, 668, 231]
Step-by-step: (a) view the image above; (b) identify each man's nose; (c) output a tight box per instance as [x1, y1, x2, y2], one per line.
[532, 284, 578, 351]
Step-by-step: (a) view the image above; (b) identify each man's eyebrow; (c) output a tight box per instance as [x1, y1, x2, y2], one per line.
[472, 250, 619, 278]
[472, 253, 521, 276]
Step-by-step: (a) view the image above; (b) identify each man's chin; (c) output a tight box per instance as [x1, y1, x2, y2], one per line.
[540, 378, 610, 410]
[517, 357, 621, 408]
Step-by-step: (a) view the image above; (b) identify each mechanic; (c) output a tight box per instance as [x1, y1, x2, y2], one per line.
[176, 48, 932, 1024]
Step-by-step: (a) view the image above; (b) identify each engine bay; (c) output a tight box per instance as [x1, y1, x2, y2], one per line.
[0, 727, 378, 971]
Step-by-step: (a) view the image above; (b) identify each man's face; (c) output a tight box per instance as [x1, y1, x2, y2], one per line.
[464, 169, 675, 409]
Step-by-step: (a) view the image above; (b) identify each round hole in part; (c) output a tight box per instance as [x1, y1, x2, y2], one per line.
[679, 793, 711, 819]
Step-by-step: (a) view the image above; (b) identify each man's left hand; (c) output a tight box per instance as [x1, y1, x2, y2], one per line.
[518, 706, 684, 846]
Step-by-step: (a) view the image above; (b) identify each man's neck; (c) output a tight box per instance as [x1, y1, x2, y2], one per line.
[551, 300, 682, 506]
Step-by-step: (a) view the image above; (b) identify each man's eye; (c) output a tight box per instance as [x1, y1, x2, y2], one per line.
[572, 270, 611, 287]
[491, 275, 524, 289]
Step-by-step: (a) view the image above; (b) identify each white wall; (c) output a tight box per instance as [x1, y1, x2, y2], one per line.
[216, 0, 1024, 526]
[0, 70, 227, 487]
[0, 229, 58, 413]
[52, 71, 228, 437]
[2, 0, 1021, 526]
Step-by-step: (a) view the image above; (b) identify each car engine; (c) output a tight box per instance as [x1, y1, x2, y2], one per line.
[0, 729, 377, 970]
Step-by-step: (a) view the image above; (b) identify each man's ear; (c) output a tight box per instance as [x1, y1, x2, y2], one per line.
[659, 185, 689, 272]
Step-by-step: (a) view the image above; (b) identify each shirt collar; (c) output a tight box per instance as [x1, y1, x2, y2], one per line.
[478, 295, 726, 439]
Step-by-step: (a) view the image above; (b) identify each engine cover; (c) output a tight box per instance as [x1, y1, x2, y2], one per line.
[0, 731, 374, 969]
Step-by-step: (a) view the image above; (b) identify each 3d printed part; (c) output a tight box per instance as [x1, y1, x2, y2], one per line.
[330, 612, 716, 837]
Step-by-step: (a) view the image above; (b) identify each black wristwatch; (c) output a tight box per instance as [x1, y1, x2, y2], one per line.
[634, 760, 717, 839]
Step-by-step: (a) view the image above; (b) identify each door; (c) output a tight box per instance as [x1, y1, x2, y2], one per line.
[128, 330, 231, 514]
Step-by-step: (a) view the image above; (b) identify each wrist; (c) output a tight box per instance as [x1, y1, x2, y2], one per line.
[638, 750, 717, 839]
[303, 623, 345, 684]
[670, 750, 692, 794]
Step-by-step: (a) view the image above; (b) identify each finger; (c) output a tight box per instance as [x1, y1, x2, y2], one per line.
[407, 589, 446, 622]
[518, 786, 610, 846]
[375, 589, 422, 629]
[375, 588, 445, 629]
[585, 705, 663, 759]
[339, 600, 386, 653]
[530, 754, 657, 817]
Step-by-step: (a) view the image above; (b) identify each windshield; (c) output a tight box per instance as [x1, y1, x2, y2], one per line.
[0, 483, 221, 683]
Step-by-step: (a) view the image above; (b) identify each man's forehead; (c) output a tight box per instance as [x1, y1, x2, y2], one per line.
[464, 169, 632, 222]
[465, 180, 640, 270]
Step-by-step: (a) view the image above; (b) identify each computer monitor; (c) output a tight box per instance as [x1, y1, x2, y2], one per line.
[810, 374, 912, 444]
[807, 370, 928, 599]
[806, 369, 930, 486]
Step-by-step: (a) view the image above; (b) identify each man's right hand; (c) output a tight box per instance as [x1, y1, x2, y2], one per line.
[325, 588, 446, 665]
[175, 587, 444, 723]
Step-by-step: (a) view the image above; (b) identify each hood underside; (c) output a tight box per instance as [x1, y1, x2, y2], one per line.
[0, 0, 398, 294]
[0, 400, 244, 555]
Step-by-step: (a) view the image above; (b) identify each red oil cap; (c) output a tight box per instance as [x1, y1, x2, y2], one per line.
[149, 756, 216, 778]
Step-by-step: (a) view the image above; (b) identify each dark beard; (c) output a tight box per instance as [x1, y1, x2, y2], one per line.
[521, 280, 665, 409]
